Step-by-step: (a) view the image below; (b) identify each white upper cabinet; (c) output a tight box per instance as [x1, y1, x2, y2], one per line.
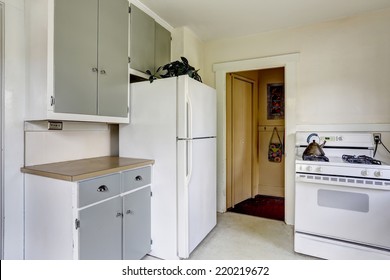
[26, 0, 129, 123]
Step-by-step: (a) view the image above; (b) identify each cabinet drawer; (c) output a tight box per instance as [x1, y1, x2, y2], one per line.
[122, 167, 151, 192]
[78, 174, 120, 207]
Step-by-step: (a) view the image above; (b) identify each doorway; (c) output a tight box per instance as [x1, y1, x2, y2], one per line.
[226, 68, 285, 221]
[213, 53, 298, 225]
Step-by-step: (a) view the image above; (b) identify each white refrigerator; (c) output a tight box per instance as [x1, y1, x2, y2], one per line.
[119, 75, 217, 259]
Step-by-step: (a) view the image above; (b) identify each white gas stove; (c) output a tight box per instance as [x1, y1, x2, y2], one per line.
[294, 131, 390, 259]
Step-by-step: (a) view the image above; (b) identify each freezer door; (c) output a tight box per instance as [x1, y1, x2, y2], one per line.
[177, 76, 216, 139]
[177, 137, 217, 258]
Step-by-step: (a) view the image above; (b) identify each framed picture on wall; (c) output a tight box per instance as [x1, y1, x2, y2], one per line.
[267, 83, 284, 120]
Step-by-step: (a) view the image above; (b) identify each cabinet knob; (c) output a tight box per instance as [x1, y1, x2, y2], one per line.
[97, 185, 109, 192]
[92, 67, 98, 72]
[116, 212, 123, 218]
[135, 175, 143, 181]
[100, 69, 106, 74]
[126, 209, 132, 215]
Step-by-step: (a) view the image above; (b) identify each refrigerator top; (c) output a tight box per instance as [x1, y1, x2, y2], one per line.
[129, 76, 217, 139]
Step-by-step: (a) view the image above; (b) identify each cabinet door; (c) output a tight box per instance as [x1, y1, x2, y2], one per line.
[123, 186, 151, 259]
[54, 0, 98, 115]
[78, 196, 122, 260]
[155, 22, 171, 69]
[98, 0, 129, 117]
[130, 4, 155, 73]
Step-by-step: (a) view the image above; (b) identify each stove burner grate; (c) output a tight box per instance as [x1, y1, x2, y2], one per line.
[342, 154, 382, 165]
[302, 154, 329, 162]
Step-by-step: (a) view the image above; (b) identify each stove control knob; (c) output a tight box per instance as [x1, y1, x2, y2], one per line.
[361, 170, 368, 176]
[315, 167, 322, 173]
[374, 170, 382, 177]
[306, 166, 312, 172]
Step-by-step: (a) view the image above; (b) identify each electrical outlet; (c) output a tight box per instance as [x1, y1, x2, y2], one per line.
[373, 133, 381, 143]
[48, 121, 63, 130]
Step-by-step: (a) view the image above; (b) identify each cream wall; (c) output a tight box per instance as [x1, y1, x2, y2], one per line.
[203, 8, 390, 125]
[202, 8, 390, 224]
[172, 26, 204, 78]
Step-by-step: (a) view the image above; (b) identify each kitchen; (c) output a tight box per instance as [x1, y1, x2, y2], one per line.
[2, 0, 390, 265]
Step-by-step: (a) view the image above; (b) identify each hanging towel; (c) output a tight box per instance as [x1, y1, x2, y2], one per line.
[268, 127, 283, 163]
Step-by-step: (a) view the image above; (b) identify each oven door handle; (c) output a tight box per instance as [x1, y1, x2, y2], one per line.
[296, 173, 390, 191]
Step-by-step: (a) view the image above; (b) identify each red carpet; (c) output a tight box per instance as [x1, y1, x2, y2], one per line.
[228, 195, 285, 221]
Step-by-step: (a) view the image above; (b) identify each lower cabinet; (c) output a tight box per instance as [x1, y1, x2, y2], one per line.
[78, 196, 123, 260]
[123, 187, 151, 259]
[24, 166, 152, 260]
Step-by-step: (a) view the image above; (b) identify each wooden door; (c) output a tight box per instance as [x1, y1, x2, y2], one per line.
[227, 74, 254, 206]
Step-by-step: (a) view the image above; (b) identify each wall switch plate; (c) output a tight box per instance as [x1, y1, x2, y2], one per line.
[48, 121, 63, 130]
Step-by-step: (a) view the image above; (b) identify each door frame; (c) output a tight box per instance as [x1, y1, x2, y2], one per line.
[213, 53, 298, 225]
[226, 73, 257, 208]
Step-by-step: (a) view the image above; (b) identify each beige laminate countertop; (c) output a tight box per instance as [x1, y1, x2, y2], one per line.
[21, 156, 155, 182]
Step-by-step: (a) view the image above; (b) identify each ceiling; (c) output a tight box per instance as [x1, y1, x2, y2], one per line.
[137, 0, 390, 41]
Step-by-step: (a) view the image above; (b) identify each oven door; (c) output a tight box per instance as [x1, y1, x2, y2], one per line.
[295, 177, 390, 250]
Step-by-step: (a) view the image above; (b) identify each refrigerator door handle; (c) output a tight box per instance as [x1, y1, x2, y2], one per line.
[186, 139, 193, 184]
[186, 96, 193, 139]
[185, 96, 193, 183]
